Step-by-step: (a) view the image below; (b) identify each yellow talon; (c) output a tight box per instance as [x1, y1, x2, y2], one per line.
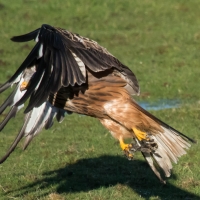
[132, 128, 148, 141]
[119, 138, 133, 159]
[20, 81, 29, 91]
[119, 138, 130, 150]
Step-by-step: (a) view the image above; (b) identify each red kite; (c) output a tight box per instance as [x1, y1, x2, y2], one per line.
[0, 24, 194, 183]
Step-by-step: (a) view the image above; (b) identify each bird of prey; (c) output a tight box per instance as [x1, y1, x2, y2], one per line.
[0, 24, 194, 183]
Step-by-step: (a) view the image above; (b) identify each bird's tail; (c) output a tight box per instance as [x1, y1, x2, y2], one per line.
[139, 127, 191, 184]
[131, 102, 195, 183]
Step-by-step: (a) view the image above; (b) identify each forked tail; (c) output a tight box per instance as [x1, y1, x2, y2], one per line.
[132, 102, 194, 183]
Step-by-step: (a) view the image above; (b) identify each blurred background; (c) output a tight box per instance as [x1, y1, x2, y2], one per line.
[0, 0, 200, 199]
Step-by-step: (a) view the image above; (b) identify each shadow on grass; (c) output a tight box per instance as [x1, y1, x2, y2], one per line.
[7, 155, 199, 199]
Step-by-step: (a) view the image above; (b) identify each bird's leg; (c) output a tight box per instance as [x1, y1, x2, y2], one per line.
[132, 127, 149, 141]
[20, 81, 29, 91]
[119, 138, 130, 151]
[119, 128, 158, 159]
[132, 128, 158, 153]
[119, 138, 140, 160]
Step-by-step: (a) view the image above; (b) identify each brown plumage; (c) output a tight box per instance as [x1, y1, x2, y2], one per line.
[0, 24, 194, 183]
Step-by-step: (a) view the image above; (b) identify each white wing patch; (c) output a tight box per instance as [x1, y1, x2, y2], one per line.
[23, 101, 66, 149]
[37, 43, 43, 59]
[11, 77, 26, 108]
[35, 30, 40, 42]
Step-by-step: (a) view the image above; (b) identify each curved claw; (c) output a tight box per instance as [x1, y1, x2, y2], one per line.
[119, 138, 140, 160]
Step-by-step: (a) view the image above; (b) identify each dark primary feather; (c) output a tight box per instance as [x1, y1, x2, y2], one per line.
[0, 110, 33, 164]
[0, 106, 18, 131]
[11, 28, 40, 42]
[0, 82, 12, 94]
[0, 92, 14, 114]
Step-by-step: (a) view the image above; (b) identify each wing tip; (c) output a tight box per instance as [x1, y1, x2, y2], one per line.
[10, 27, 41, 43]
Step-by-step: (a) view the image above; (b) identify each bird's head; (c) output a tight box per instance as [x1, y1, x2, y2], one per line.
[20, 67, 36, 91]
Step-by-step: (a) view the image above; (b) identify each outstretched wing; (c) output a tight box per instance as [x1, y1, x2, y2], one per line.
[1, 24, 139, 113]
[0, 24, 139, 163]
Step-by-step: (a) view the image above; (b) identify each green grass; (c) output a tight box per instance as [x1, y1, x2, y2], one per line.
[0, 0, 200, 199]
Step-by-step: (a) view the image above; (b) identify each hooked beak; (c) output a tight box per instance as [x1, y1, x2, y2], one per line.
[20, 81, 29, 91]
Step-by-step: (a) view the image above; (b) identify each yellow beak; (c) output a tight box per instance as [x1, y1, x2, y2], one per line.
[20, 81, 29, 91]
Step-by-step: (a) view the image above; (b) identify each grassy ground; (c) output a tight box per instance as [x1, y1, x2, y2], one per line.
[0, 0, 200, 199]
